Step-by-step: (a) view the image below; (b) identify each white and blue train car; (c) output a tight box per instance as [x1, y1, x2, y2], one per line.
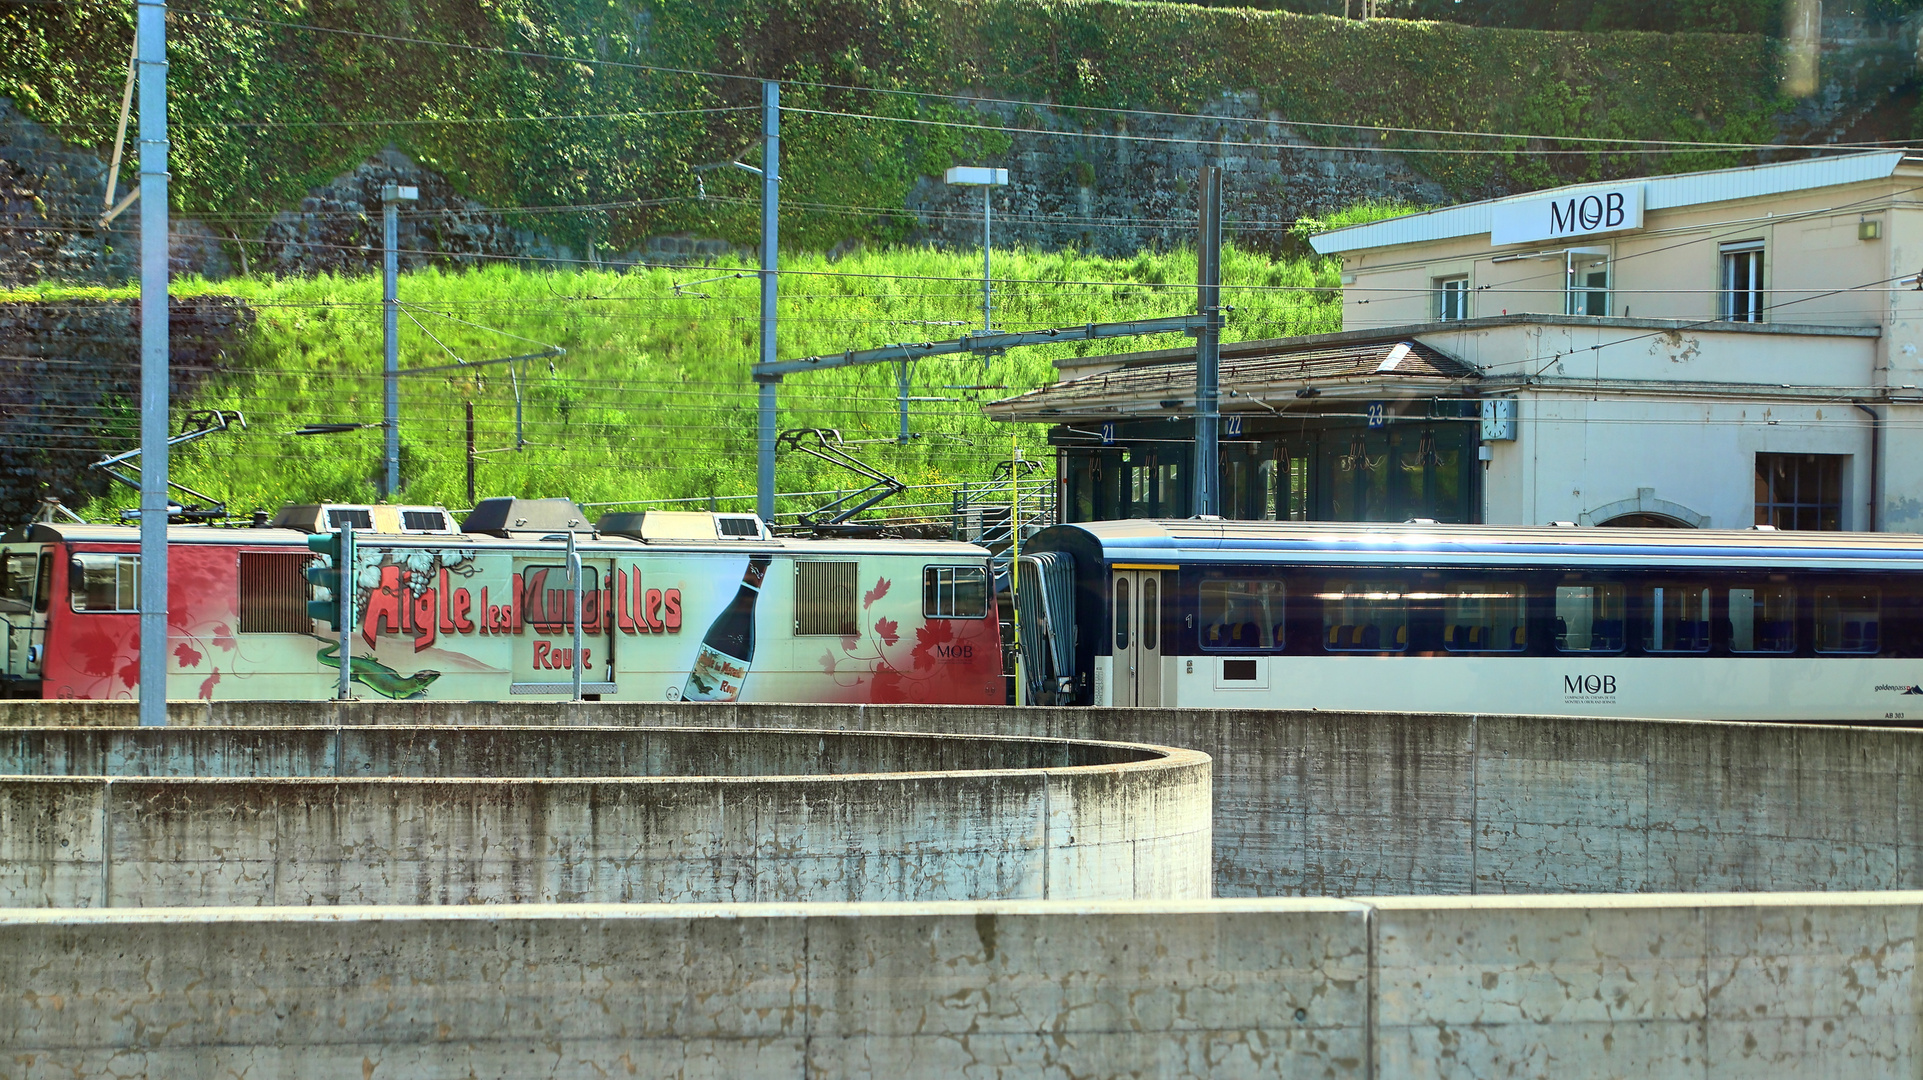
[1016, 519, 1923, 722]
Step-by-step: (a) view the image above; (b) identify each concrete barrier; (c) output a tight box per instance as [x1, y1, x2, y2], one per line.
[0, 727, 1210, 907]
[2, 892, 1916, 1078]
[7, 699, 1903, 898]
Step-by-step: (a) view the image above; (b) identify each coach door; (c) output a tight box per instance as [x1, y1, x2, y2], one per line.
[1110, 567, 1166, 707]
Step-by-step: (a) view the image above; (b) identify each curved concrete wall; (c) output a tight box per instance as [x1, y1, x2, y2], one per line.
[5, 699, 1907, 898]
[0, 727, 1210, 907]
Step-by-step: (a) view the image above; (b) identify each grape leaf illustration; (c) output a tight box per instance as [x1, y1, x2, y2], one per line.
[863, 577, 891, 609]
[875, 617, 899, 647]
[197, 667, 221, 701]
[173, 642, 203, 669]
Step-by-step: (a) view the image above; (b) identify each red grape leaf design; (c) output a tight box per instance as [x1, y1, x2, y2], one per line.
[197, 668, 221, 701]
[910, 619, 954, 671]
[211, 623, 237, 652]
[875, 617, 899, 647]
[116, 658, 140, 690]
[863, 577, 890, 609]
[818, 650, 838, 675]
[173, 642, 203, 669]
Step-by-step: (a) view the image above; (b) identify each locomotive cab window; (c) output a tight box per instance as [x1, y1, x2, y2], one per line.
[1442, 582, 1525, 653]
[1320, 581, 1407, 653]
[70, 553, 138, 613]
[1199, 578, 1285, 651]
[0, 552, 36, 610]
[923, 566, 988, 618]
[1555, 582, 1625, 653]
[1728, 583, 1795, 654]
[1643, 585, 1712, 654]
[1815, 585, 1880, 654]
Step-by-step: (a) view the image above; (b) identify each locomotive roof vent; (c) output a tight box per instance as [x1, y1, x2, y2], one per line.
[596, 511, 769, 542]
[271, 504, 457, 535]
[461, 497, 592, 538]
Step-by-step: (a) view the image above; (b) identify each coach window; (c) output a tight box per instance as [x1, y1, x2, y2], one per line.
[1321, 581, 1407, 652]
[1200, 579, 1286, 651]
[1728, 583, 1795, 654]
[1643, 585, 1712, 653]
[1814, 585, 1880, 654]
[1114, 577, 1130, 649]
[1443, 581, 1525, 653]
[69, 553, 138, 613]
[923, 566, 988, 619]
[1555, 582, 1625, 653]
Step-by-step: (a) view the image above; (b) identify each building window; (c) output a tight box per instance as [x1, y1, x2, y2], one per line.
[69, 553, 139, 613]
[239, 552, 313, 633]
[1755, 453, 1843, 530]
[1436, 276, 1470, 320]
[1565, 250, 1610, 316]
[794, 561, 858, 635]
[1721, 240, 1765, 322]
[923, 566, 988, 618]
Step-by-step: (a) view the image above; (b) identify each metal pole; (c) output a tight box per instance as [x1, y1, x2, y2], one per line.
[568, 530, 583, 702]
[897, 361, 910, 444]
[1010, 435, 1022, 707]
[337, 524, 353, 700]
[1193, 166, 1222, 519]
[136, 0, 168, 726]
[465, 400, 476, 505]
[755, 81, 781, 521]
[383, 197, 400, 497]
[381, 184, 416, 498]
[983, 184, 992, 332]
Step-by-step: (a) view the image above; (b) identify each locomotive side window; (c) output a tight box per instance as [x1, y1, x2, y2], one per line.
[1643, 585, 1712, 654]
[0, 552, 35, 608]
[923, 566, 988, 618]
[1442, 581, 1526, 653]
[1555, 583, 1624, 653]
[33, 554, 49, 614]
[795, 561, 858, 636]
[1814, 586, 1880, 654]
[1728, 584, 1795, 654]
[70, 554, 138, 613]
[1199, 579, 1285, 651]
[1320, 581, 1407, 652]
[239, 552, 314, 634]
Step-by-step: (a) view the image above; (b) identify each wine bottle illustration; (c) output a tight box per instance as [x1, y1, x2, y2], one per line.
[682, 556, 771, 702]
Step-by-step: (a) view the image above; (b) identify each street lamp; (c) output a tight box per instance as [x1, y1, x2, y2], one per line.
[944, 166, 1009, 332]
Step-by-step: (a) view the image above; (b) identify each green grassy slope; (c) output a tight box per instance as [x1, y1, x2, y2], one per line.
[17, 245, 1339, 521]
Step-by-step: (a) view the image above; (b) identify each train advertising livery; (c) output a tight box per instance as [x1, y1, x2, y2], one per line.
[0, 519, 1003, 706]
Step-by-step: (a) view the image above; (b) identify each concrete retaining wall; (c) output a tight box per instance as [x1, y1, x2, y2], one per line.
[8, 699, 1904, 898]
[3, 893, 1917, 1078]
[0, 727, 1210, 907]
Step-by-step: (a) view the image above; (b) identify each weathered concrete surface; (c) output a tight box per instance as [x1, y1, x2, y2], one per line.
[2, 893, 1918, 1079]
[0, 727, 1210, 907]
[9, 699, 1903, 898]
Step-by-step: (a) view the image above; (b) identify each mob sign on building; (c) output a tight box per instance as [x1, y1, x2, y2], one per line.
[988, 151, 1923, 532]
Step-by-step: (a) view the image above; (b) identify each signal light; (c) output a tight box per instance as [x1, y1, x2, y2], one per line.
[304, 526, 356, 631]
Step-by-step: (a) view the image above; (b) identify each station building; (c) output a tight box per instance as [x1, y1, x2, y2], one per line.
[987, 151, 1923, 531]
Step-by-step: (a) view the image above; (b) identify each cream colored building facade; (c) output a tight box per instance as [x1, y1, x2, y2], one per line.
[1313, 151, 1923, 531]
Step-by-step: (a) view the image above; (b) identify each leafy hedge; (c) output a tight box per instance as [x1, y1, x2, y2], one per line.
[3, 0, 1785, 255]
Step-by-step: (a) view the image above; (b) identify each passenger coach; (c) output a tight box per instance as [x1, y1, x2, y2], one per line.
[1016, 520, 1923, 723]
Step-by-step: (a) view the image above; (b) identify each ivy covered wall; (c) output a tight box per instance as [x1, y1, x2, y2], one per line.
[3, 0, 1789, 260]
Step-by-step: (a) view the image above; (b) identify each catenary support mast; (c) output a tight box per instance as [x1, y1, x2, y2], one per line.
[755, 82, 781, 521]
[136, 0, 168, 726]
[1193, 166, 1223, 519]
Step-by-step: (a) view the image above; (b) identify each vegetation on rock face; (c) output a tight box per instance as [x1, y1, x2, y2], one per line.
[4, 0, 1785, 260]
[2, 245, 1340, 520]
